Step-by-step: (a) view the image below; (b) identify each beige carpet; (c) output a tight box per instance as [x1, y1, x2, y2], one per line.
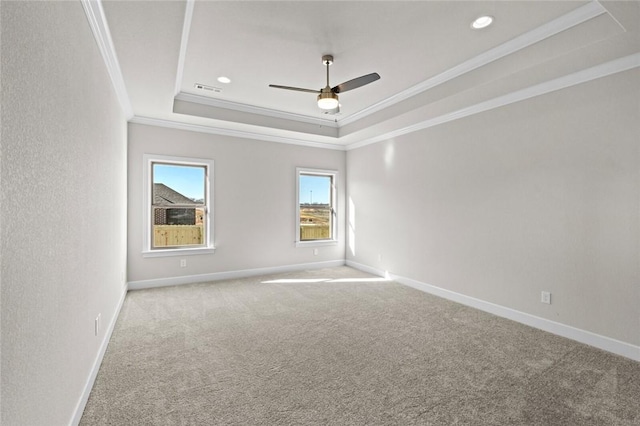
[81, 266, 640, 425]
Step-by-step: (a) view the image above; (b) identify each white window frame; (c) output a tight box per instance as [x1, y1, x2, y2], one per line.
[142, 154, 215, 257]
[295, 167, 338, 247]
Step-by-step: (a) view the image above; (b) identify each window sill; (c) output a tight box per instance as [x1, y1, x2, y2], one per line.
[295, 240, 338, 248]
[142, 247, 216, 258]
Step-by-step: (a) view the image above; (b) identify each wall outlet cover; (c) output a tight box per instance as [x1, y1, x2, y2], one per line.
[541, 291, 551, 304]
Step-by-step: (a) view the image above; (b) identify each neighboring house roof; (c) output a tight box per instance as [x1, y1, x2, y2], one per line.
[153, 183, 198, 205]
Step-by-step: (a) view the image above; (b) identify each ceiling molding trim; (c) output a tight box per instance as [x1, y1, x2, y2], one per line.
[339, 1, 607, 127]
[174, 0, 195, 96]
[346, 53, 640, 151]
[129, 116, 346, 151]
[80, 0, 134, 119]
[175, 92, 340, 128]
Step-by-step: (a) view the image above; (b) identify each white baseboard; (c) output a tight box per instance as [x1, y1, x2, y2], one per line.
[128, 260, 346, 291]
[345, 260, 389, 278]
[71, 283, 128, 426]
[346, 260, 640, 362]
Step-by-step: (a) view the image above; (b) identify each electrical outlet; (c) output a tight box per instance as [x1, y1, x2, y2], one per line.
[95, 314, 101, 336]
[378, 253, 382, 262]
[180, 259, 187, 268]
[313, 248, 319, 256]
[541, 291, 551, 304]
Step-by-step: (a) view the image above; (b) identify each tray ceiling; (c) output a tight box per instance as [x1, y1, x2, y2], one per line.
[99, 0, 640, 148]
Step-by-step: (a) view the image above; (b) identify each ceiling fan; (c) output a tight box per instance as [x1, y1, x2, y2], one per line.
[269, 55, 380, 112]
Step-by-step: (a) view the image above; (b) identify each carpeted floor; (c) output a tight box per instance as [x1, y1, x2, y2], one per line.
[81, 266, 640, 425]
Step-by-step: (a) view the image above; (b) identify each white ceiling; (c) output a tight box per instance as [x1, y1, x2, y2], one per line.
[100, 0, 640, 148]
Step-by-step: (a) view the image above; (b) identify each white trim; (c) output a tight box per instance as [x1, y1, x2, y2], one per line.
[176, 92, 339, 128]
[142, 154, 215, 253]
[295, 240, 339, 248]
[132, 52, 639, 153]
[70, 285, 128, 426]
[345, 260, 385, 277]
[82, 0, 618, 155]
[173, 2, 606, 130]
[339, 1, 607, 126]
[346, 260, 640, 362]
[142, 247, 216, 258]
[80, 0, 133, 119]
[129, 116, 346, 151]
[174, 0, 195, 96]
[128, 260, 346, 290]
[347, 53, 640, 150]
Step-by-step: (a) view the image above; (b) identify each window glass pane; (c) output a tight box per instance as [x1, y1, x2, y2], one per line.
[299, 174, 332, 241]
[152, 163, 206, 248]
[153, 163, 205, 203]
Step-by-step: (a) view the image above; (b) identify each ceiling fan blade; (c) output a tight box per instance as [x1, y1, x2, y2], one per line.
[332, 73, 380, 94]
[269, 84, 320, 94]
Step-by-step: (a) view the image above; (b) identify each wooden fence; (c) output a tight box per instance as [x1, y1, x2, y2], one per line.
[154, 225, 203, 247]
[300, 225, 330, 241]
[154, 224, 327, 246]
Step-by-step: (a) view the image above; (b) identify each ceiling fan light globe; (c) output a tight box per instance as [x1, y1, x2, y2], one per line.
[317, 92, 339, 110]
[318, 98, 339, 109]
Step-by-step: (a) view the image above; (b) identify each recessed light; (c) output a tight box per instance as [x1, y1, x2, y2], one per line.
[471, 15, 493, 29]
[217, 76, 231, 84]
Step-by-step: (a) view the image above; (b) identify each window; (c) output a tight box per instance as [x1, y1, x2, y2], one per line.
[296, 168, 337, 246]
[143, 154, 214, 256]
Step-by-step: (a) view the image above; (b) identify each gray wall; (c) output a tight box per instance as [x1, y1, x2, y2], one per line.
[347, 69, 639, 347]
[128, 123, 346, 283]
[1, 2, 127, 424]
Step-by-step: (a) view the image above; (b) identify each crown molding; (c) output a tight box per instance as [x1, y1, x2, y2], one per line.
[88, 0, 632, 154]
[175, 92, 339, 128]
[81, 0, 133, 119]
[346, 53, 640, 151]
[134, 52, 639, 153]
[129, 116, 346, 151]
[339, 1, 607, 127]
[173, 2, 607, 130]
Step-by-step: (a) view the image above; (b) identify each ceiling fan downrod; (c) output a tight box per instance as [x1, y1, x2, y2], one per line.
[318, 55, 338, 109]
[322, 54, 333, 88]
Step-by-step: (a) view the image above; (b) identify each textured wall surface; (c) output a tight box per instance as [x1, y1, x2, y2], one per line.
[128, 123, 346, 283]
[347, 69, 640, 347]
[1, 2, 127, 424]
